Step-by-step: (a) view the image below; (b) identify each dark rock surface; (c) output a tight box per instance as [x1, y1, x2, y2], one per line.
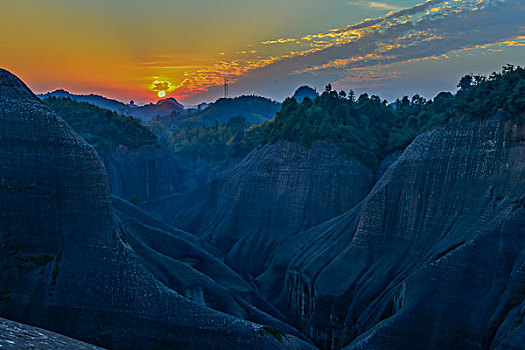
[100, 146, 202, 202]
[111, 195, 307, 340]
[142, 140, 373, 279]
[0, 317, 104, 349]
[6, 64, 525, 350]
[258, 113, 525, 349]
[0, 68, 315, 350]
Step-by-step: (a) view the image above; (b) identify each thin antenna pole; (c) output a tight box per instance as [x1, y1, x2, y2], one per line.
[224, 78, 229, 98]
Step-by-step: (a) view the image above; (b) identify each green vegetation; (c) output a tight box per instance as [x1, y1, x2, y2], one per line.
[182, 95, 281, 125]
[30, 254, 55, 267]
[264, 65, 524, 169]
[147, 95, 280, 160]
[144, 66, 525, 168]
[42, 97, 158, 151]
[150, 115, 269, 161]
[0, 289, 11, 302]
[292, 85, 318, 102]
[127, 197, 140, 205]
[259, 326, 286, 341]
[454, 64, 525, 118]
[264, 87, 452, 169]
[14, 254, 55, 274]
[51, 257, 60, 287]
[512, 198, 525, 211]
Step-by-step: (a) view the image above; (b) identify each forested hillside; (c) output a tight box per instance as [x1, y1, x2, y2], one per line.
[153, 65, 524, 168]
[42, 97, 158, 151]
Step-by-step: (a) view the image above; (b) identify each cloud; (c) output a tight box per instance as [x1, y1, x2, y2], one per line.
[262, 38, 298, 45]
[152, 81, 171, 91]
[346, 1, 403, 11]
[179, 0, 525, 103]
[502, 36, 525, 47]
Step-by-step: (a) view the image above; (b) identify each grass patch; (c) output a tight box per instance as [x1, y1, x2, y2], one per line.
[512, 198, 525, 211]
[0, 290, 11, 302]
[51, 256, 61, 287]
[512, 316, 523, 330]
[30, 254, 55, 266]
[259, 326, 286, 342]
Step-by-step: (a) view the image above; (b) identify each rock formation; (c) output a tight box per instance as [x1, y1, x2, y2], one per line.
[142, 140, 373, 279]
[0, 317, 104, 350]
[258, 112, 525, 349]
[3, 64, 524, 350]
[101, 146, 202, 202]
[0, 68, 315, 350]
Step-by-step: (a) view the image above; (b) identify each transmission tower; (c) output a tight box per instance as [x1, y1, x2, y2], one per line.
[224, 78, 229, 98]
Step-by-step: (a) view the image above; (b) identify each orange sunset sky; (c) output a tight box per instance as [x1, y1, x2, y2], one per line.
[1, 0, 524, 105]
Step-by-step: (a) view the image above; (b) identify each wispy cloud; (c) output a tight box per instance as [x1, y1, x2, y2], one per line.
[171, 0, 525, 102]
[262, 38, 298, 45]
[502, 36, 525, 47]
[346, 1, 404, 11]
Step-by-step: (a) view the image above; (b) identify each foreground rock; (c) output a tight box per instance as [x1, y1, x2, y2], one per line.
[142, 140, 373, 279]
[258, 112, 525, 349]
[0, 317, 103, 350]
[0, 68, 315, 350]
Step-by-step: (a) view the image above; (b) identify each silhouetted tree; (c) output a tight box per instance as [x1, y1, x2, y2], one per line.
[457, 75, 474, 91]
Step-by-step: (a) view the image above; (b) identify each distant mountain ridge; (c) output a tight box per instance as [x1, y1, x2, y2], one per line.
[160, 95, 281, 127]
[292, 85, 318, 102]
[38, 89, 185, 122]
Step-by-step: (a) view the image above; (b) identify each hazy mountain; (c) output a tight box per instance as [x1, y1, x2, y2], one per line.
[131, 97, 185, 122]
[291, 85, 318, 101]
[41, 96, 203, 202]
[157, 95, 281, 127]
[38, 89, 132, 114]
[38, 90, 185, 122]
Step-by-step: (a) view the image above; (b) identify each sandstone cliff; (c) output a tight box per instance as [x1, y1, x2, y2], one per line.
[100, 146, 202, 202]
[142, 140, 374, 279]
[258, 112, 525, 349]
[0, 317, 103, 349]
[0, 68, 315, 350]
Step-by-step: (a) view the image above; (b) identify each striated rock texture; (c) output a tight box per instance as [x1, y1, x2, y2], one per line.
[0, 68, 315, 350]
[258, 112, 525, 349]
[0, 316, 104, 349]
[142, 140, 373, 279]
[100, 145, 202, 202]
[111, 195, 307, 340]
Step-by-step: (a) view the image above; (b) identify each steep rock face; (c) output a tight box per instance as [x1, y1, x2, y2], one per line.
[142, 140, 373, 279]
[259, 112, 525, 349]
[0, 68, 315, 350]
[0, 317, 104, 349]
[111, 195, 307, 340]
[100, 146, 202, 202]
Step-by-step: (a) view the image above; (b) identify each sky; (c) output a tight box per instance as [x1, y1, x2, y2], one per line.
[0, 0, 523, 105]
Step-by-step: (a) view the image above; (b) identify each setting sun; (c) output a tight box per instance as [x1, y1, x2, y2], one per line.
[157, 91, 166, 98]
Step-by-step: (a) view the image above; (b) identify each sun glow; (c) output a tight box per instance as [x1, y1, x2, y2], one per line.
[157, 91, 166, 98]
